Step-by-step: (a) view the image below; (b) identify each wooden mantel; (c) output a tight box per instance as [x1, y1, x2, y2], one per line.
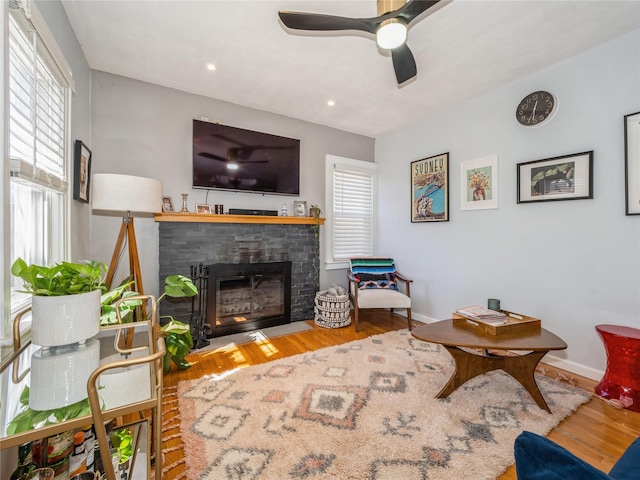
[154, 213, 325, 225]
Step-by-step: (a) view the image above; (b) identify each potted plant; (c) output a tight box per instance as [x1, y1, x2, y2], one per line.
[100, 274, 198, 373]
[11, 258, 107, 347]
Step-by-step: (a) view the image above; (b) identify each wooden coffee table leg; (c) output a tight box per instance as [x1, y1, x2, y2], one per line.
[436, 346, 552, 413]
[501, 350, 551, 413]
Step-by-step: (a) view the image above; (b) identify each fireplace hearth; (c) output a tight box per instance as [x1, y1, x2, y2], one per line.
[206, 261, 292, 337]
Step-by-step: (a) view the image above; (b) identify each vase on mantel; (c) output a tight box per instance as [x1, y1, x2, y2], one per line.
[180, 193, 190, 213]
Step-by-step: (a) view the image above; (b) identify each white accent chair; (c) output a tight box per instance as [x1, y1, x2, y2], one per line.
[347, 258, 413, 332]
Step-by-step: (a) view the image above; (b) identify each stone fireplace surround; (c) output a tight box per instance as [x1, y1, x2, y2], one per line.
[156, 214, 321, 335]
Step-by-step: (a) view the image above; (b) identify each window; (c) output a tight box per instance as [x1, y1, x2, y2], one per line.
[2, 3, 73, 342]
[325, 155, 376, 270]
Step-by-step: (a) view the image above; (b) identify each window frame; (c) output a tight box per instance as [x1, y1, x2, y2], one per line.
[324, 154, 377, 271]
[1, 1, 73, 345]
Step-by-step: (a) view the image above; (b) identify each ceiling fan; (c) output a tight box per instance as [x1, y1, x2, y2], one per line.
[278, 0, 441, 85]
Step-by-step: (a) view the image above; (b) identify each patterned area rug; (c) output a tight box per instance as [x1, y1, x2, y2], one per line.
[177, 330, 591, 480]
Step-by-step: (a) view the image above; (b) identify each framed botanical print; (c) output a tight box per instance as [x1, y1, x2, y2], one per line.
[461, 155, 499, 211]
[411, 152, 449, 222]
[517, 151, 593, 203]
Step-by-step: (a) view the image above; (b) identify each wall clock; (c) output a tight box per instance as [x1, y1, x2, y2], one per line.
[516, 91, 557, 127]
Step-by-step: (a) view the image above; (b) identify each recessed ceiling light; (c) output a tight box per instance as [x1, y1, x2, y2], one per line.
[206, 63, 217, 71]
[327, 100, 336, 107]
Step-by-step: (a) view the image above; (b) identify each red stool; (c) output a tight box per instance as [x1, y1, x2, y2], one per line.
[595, 324, 640, 412]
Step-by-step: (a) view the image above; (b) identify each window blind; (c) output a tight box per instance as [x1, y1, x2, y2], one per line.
[8, 12, 68, 192]
[332, 166, 374, 260]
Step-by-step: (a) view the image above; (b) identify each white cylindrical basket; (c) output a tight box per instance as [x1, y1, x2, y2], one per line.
[314, 292, 351, 328]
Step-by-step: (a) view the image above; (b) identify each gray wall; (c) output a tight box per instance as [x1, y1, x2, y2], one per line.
[35, 0, 92, 260]
[89, 72, 375, 295]
[375, 29, 640, 378]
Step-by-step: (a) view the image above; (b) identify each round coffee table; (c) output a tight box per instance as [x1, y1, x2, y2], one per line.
[411, 320, 567, 413]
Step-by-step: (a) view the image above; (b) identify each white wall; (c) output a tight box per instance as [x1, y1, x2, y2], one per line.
[89, 72, 375, 295]
[376, 29, 640, 378]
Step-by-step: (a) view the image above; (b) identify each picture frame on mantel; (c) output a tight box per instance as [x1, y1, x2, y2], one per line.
[73, 140, 92, 203]
[517, 151, 593, 204]
[162, 196, 174, 212]
[624, 111, 640, 215]
[294, 200, 307, 217]
[411, 152, 449, 222]
[461, 155, 499, 211]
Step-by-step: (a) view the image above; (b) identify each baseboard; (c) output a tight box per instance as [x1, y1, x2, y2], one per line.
[410, 314, 604, 381]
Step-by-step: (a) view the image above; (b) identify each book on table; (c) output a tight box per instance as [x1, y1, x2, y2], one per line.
[454, 305, 507, 325]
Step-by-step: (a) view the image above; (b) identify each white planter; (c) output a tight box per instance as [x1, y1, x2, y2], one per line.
[31, 289, 101, 347]
[29, 338, 100, 410]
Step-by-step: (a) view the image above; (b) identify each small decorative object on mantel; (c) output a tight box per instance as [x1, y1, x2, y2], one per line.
[294, 200, 307, 217]
[281, 204, 288, 216]
[624, 111, 640, 215]
[162, 196, 174, 212]
[309, 204, 321, 218]
[195, 204, 211, 214]
[517, 151, 593, 204]
[180, 193, 190, 213]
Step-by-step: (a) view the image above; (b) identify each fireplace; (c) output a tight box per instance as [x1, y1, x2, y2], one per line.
[206, 261, 292, 337]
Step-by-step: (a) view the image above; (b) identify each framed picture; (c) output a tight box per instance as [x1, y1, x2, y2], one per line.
[625, 111, 640, 215]
[461, 155, 499, 211]
[196, 204, 212, 214]
[294, 200, 307, 217]
[162, 196, 174, 212]
[411, 152, 449, 222]
[73, 140, 92, 203]
[517, 151, 593, 204]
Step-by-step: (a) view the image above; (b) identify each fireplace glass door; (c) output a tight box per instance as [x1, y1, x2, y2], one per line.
[207, 262, 292, 337]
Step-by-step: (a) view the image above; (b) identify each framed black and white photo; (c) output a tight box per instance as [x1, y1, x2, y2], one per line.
[294, 200, 307, 217]
[411, 152, 449, 222]
[73, 140, 92, 203]
[625, 111, 640, 215]
[517, 151, 593, 204]
[461, 155, 499, 211]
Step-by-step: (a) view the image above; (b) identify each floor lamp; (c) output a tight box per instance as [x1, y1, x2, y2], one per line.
[91, 173, 163, 298]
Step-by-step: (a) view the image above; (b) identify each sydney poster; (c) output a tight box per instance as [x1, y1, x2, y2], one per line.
[411, 153, 449, 222]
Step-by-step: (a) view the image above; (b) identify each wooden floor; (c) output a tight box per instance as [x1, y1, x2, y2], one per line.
[161, 311, 640, 479]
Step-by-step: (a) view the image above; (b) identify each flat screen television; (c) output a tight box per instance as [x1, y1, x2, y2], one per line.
[192, 119, 300, 195]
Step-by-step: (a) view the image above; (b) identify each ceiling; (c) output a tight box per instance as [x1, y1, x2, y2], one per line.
[60, 0, 640, 137]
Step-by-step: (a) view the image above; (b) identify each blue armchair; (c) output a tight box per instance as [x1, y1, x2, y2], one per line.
[514, 431, 640, 480]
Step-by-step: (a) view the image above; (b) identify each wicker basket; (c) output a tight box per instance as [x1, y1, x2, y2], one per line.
[314, 292, 351, 328]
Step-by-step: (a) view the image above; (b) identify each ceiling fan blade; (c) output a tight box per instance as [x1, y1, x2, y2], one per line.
[396, 0, 441, 25]
[278, 11, 377, 34]
[391, 44, 417, 84]
[198, 152, 226, 162]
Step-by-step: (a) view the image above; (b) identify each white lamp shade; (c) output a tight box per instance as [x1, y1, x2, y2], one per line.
[92, 173, 163, 215]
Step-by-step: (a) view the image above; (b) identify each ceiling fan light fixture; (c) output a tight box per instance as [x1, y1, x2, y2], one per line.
[376, 18, 407, 50]
[227, 163, 239, 170]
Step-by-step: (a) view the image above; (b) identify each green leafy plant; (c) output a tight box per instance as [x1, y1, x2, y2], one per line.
[110, 426, 134, 464]
[11, 257, 107, 296]
[6, 386, 94, 435]
[100, 274, 198, 373]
